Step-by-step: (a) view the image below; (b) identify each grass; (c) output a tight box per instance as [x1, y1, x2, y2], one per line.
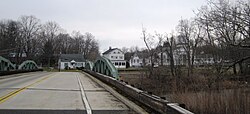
[170, 88, 250, 114]
[119, 67, 250, 114]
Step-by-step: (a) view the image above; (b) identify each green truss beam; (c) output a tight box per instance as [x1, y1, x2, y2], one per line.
[0, 56, 16, 71]
[18, 60, 39, 70]
[92, 56, 119, 79]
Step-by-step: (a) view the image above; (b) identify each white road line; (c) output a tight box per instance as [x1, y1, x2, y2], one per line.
[77, 74, 92, 114]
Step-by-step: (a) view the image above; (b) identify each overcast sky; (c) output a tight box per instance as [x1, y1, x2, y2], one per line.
[0, 0, 207, 52]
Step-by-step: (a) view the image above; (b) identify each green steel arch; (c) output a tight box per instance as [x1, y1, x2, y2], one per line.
[85, 60, 94, 70]
[18, 60, 39, 70]
[0, 56, 16, 71]
[92, 56, 119, 79]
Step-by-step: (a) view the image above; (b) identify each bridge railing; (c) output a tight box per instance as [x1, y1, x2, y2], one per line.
[83, 69, 193, 114]
[92, 56, 119, 79]
[85, 56, 193, 113]
[0, 56, 16, 71]
[18, 60, 39, 70]
[85, 60, 94, 71]
[0, 56, 42, 76]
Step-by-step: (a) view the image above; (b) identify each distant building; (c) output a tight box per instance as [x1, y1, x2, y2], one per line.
[58, 54, 85, 69]
[173, 44, 189, 66]
[157, 52, 170, 66]
[157, 44, 215, 66]
[103, 47, 126, 68]
[194, 52, 214, 66]
[8, 52, 27, 58]
[129, 52, 143, 67]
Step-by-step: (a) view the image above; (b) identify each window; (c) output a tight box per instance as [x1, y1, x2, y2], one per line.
[115, 62, 118, 65]
[114, 52, 116, 54]
[120, 56, 123, 59]
[137, 59, 139, 63]
[134, 59, 136, 63]
[64, 63, 68, 67]
[122, 62, 125, 66]
[115, 56, 118, 59]
[118, 51, 120, 54]
[111, 56, 113, 58]
[76, 63, 81, 66]
[119, 62, 121, 66]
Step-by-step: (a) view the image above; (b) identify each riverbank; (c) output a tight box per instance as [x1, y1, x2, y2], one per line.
[119, 67, 250, 114]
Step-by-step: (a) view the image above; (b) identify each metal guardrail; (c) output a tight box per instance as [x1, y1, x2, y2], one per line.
[83, 69, 194, 114]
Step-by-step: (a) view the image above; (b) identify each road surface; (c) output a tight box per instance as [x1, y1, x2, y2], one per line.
[0, 72, 130, 114]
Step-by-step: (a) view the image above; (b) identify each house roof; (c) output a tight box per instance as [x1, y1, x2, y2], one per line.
[59, 54, 85, 62]
[102, 48, 123, 55]
[129, 51, 149, 60]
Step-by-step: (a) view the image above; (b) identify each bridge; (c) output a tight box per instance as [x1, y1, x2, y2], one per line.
[0, 56, 193, 114]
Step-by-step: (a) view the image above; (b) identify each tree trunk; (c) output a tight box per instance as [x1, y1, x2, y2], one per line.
[233, 64, 237, 75]
[160, 47, 163, 66]
[239, 62, 244, 75]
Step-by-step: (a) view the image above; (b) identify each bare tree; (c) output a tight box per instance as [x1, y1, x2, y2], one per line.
[18, 15, 41, 59]
[121, 47, 129, 53]
[142, 27, 158, 77]
[197, 0, 250, 75]
[71, 31, 84, 54]
[176, 19, 193, 76]
[55, 33, 72, 54]
[164, 34, 177, 77]
[0, 20, 22, 64]
[70, 31, 99, 60]
[155, 33, 164, 66]
[41, 21, 62, 67]
[0, 15, 100, 67]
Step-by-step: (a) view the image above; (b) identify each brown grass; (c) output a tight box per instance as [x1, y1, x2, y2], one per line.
[170, 88, 250, 114]
[119, 67, 250, 114]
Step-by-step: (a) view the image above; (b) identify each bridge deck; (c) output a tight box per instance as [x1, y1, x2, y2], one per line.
[0, 72, 130, 114]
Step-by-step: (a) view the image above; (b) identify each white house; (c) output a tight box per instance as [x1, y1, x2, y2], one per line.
[157, 44, 215, 66]
[58, 54, 85, 69]
[103, 47, 126, 68]
[130, 52, 143, 67]
[158, 52, 171, 66]
[173, 45, 189, 66]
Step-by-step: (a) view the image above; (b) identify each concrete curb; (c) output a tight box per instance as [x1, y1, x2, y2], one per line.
[83, 70, 194, 114]
[81, 71, 149, 114]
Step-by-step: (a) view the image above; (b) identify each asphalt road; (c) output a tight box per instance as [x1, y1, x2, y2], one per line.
[0, 72, 129, 114]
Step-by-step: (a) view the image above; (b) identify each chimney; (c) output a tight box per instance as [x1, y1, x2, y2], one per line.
[109, 46, 112, 50]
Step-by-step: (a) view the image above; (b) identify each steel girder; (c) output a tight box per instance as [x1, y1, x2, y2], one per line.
[92, 56, 119, 79]
[0, 56, 15, 71]
[18, 60, 39, 70]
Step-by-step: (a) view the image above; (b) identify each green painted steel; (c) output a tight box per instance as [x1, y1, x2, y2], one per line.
[0, 56, 16, 71]
[85, 60, 94, 70]
[18, 60, 39, 70]
[92, 56, 119, 79]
